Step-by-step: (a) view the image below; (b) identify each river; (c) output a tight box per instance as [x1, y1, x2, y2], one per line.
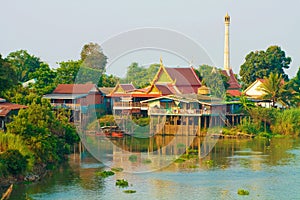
[9, 136, 300, 200]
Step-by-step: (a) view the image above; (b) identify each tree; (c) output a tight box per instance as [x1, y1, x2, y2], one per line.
[258, 72, 287, 107]
[239, 46, 291, 88]
[197, 65, 229, 98]
[6, 50, 42, 83]
[29, 63, 57, 95]
[7, 95, 79, 164]
[238, 95, 255, 114]
[122, 63, 160, 88]
[0, 54, 17, 95]
[55, 60, 81, 84]
[80, 42, 107, 73]
[287, 67, 300, 107]
[98, 74, 119, 87]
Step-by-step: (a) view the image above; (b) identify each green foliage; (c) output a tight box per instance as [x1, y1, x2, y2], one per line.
[6, 50, 42, 83]
[123, 190, 136, 193]
[128, 155, 138, 162]
[116, 179, 129, 187]
[80, 42, 107, 73]
[237, 189, 249, 195]
[111, 167, 124, 172]
[174, 158, 186, 163]
[237, 107, 300, 137]
[29, 63, 57, 95]
[0, 149, 28, 175]
[132, 117, 149, 127]
[95, 170, 115, 178]
[272, 108, 300, 136]
[237, 118, 261, 135]
[258, 72, 287, 107]
[76, 66, 102, 84]
[197, 65, 229, 98]
[98, 74, 119, 87]
[0, 132, 34, 170]
[6, 96, 78, 165]
[55, 60, 80, 84]
[239, 45, 290, 88]
[0, 54, 17, 95]
[238, 95, 255, 114]
[142, 159, 152, 164]
[99, 115, 116, 127]
[286, 67, 300, 107]
[122, 63, 160, 88]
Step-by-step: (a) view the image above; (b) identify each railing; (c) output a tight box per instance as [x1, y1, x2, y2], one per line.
[113, 102, 142, 109]
[51, 103, 81, 110]
[148, 108, 212, 115]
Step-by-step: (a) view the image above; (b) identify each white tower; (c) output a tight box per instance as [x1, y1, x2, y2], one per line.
[224, 13, 231, 72]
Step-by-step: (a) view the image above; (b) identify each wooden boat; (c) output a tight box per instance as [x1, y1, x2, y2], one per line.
[1, 184, 13, 200]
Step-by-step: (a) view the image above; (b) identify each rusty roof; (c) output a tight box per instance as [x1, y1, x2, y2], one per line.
[53, 84, 98, 94]
[0, 102, 27, 117]
[221, 69, 242, 89]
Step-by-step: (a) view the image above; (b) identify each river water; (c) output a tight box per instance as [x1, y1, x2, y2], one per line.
[9, 137, 300, 200]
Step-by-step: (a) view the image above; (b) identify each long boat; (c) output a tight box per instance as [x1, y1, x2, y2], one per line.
[1, 184, 13, 200]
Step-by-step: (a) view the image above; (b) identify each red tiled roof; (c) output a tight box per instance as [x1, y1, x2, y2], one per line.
[165, 67, 201, 94]
[155, 84, 179, 95]
[226, 90, 242, 97]
[53, 84, 97, 94]
[0, 102, 27, 117]
[120, 84, 136, 92]
[221, 69, 242, 89]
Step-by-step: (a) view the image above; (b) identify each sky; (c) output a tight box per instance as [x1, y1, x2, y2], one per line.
[1, 0, 299, 78]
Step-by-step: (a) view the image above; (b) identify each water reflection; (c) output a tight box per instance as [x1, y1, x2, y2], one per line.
[9, 137, 300, 200]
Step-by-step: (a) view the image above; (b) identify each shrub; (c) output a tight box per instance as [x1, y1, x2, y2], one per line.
[129, 155, 138, 162]
[237, 189, 249, 195]
[116, 179, 129, 187]
[123, 190, 136, 193]
[0, 149, 28, 175]
[95, 170, 115, 178]
[272, 108, 300, 136]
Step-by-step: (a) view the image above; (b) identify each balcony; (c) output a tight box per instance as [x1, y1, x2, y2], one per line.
[113, 102, 142, 110]
[148, 108, 211, 116]
[51, 103, 81, 110]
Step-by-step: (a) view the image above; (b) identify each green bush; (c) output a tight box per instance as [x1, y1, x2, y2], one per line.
[132, 117, 150, 127]
[237, 189, 249, 195]
[116, 179, 129, 187]
[99, 115, 116, 127]
[0, 149, 28, 175]
[272, 108, 300, 136]
[95, 170, 115, 178]
[129, 155, 138, 162]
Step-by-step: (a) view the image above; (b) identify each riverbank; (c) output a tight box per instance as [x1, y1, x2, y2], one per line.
[0, 164, 48, 188]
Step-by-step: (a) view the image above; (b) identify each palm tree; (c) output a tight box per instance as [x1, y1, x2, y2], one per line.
[258, 72, 287, 107]
[238, 95, 255, 114]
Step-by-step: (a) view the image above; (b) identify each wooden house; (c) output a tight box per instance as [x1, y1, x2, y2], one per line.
[0, 98, 27, 131]
[43, 84, 104, 123]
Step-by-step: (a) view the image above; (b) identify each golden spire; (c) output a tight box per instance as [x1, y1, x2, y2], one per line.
[225, 12, 230, 24]
[160, 56, 163, 67]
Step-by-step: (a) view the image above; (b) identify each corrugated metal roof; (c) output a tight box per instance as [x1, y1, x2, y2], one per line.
[98, 87, 114, 95]
[0, 102, 27, 117]
[53, 84, 97, 94]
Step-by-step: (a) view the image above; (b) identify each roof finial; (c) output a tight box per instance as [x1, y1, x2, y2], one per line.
[160, 56, 163, 67]
[189, 58, 194, 67]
